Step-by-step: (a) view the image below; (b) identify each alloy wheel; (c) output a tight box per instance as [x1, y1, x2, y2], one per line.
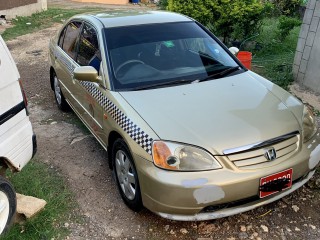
[115, 150, 136, 200]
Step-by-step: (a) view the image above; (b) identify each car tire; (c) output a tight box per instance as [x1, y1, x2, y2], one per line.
[112, 139, 143, 212]
[52, 71, 69, 111]
[0, 177, 16, 235]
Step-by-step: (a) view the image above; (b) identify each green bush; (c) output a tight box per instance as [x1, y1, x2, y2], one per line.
[167, 0, 265, 44]
[277, 16, 301, 40]
[167, 0, 212, 26]
[263, 2, 276, 17]
[263, 0, 303, 16]
[157, 0, 168, 9]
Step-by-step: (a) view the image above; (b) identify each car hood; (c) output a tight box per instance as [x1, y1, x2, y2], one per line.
[119, 72, 301, 155]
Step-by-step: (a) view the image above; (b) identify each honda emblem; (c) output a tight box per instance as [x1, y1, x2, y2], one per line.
[264, 148, 277, 161]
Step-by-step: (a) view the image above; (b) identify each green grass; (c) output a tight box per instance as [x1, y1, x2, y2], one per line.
[1, 8, 102, 41]
[251, 18, 300, 90]
[0, 160, 77, 240]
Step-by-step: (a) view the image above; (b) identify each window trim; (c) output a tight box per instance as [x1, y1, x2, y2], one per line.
[75, 21, 101, 67]
[58, 26, 67, 48]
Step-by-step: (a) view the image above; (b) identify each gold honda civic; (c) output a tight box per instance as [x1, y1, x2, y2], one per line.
[49, 10, 320, 221]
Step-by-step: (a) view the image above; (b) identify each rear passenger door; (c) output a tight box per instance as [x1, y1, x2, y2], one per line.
[55, 21, 83, 111]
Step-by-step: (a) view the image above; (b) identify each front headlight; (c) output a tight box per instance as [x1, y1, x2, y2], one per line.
[152, 141, 222, 171]
[302, 105, 318, 142]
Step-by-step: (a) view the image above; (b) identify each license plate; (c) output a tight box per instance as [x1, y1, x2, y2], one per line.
[259, 169, 293, 198]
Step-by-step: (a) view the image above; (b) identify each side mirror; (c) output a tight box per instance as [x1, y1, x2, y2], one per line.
[229, 47, 240, 55]
[73, 66, 101, 84]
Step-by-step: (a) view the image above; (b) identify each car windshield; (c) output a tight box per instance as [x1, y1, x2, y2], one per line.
[104, 22, 241, 91]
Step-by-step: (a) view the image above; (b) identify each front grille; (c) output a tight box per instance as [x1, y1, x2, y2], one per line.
[225, 132, 300, 169]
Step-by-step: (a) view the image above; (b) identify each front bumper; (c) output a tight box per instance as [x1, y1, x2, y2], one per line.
[135, 131, 320, 220]
[157, 169, 315, 221]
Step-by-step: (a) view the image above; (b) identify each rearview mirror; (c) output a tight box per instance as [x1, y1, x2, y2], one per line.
[73, 66, 101, 84]
[229, 47, 239, 55]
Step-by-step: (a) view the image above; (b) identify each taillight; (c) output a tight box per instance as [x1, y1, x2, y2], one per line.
[18, 79, 29, 115]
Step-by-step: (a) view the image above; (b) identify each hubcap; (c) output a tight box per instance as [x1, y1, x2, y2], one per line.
[115, 150, 136, 200]
[53, 76, 62, 105]
[0, 192, 9, 234]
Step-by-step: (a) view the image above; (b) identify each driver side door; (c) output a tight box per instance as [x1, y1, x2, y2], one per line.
[73, 22, 104, 141]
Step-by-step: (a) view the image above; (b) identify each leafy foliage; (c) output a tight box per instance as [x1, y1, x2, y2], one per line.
[263, 0, 303, 16]
[167, 0, 265, 43]
[277, 16, 301, 40]
[157, 0, 168, 9]
[253, 18, 301, 89]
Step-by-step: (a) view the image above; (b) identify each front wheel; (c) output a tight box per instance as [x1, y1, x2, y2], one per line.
[0, 177, 16, 235]
[112, 139, 143, 212]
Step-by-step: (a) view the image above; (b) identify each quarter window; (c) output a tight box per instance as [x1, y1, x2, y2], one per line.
[62, 21, 82, 59]
[76, 23, 100, 71]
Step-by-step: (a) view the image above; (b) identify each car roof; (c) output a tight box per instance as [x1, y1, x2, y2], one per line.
[74, 10, 193, 28]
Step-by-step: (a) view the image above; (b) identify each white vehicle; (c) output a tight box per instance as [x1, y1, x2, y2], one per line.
[0, 36, 37, 234]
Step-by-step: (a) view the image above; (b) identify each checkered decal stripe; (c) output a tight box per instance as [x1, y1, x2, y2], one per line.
[80, 82, 153, 155]
[54, 49, 153, 154]
[80, 82, 154, 155]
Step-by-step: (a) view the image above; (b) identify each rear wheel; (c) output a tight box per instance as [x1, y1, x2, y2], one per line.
[112, 139, 143, 212]
[53, 72, 69, 111]
[0, 177, 16, 235]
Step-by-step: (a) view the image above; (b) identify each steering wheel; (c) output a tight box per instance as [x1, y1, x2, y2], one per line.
[116, 60, 145, 77]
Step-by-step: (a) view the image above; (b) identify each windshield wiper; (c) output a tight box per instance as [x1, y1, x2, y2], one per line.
[196, 66, 241, 83]
[132, 79, 194, 91]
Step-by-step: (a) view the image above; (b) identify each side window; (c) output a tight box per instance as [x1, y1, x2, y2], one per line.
[76, 23, 100, 72]
[62, 21, 82, 59]
[58, 27, 67, 48]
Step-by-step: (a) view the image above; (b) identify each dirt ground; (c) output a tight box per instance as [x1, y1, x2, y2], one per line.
[5, 19, 320, 240]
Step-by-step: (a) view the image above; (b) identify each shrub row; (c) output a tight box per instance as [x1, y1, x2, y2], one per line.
[167, 0, 265, 44]
[161, 0, 303, 44]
